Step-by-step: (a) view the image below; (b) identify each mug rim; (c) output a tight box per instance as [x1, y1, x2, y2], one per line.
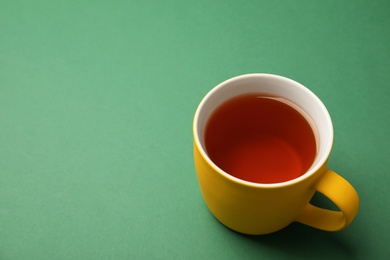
[193, 73, 334, 188]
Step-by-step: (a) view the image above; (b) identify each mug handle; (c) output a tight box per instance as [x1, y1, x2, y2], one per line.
[295, 169, 359, 231]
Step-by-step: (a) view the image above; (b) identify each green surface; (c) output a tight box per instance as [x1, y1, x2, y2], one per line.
[1, 0, 389, 259]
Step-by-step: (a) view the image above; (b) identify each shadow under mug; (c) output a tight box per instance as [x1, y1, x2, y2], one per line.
[193, 74, 359, 235]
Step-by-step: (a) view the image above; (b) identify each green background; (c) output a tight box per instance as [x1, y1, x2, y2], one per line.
[1, 0, 389, 259]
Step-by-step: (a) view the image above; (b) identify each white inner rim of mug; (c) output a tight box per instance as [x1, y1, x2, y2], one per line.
[193, 73, 334, 188]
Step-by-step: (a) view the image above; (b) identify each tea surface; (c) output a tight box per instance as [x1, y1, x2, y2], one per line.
[204, 93, 317, 184]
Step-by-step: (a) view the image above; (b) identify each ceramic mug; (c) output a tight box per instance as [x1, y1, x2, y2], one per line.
[193, 74, 359, 235]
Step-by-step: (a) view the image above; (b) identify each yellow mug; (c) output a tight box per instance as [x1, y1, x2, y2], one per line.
[193, 74, 359, 235]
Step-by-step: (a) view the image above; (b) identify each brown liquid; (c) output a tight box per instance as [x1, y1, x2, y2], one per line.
[204, 93, 317, 184]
